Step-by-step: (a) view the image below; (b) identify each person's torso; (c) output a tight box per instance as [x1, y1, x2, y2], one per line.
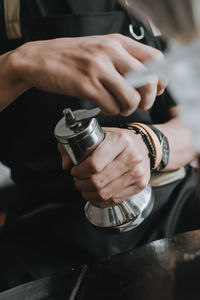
[0, 0, 167, 186]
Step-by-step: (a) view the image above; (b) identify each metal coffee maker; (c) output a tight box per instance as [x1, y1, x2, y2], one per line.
[54, 107, 154, 233]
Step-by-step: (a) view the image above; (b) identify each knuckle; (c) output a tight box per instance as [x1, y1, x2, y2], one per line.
[94, 202, 108, 208]
[139, 100, 154, 111]
[121, 105, 135, 116]
[82, 55, 95, 71]
[120, 108, 135, 117]
[90, 176, 102, 189]
[89, 57, 102, 73]
[101, 105, 120, 116]
[113, 130, 127, 144]
[138, 153, 144, 163]
[112, 107, 121, 115]
[134, 186, 143, 195]
[122, 94, 141, 114]
[119, 129, 126, 139]
[146, 48, 164, 61]
[97, 189, 111, 201]
[109, 33, 123, 41]
[126, 151, 137, 163]
[88, 158, 102, 173]
[81, 54, 103, 76]
[138, 86, 157, 111]
[99, 41, 116, 53]
[111, 196, 121, 205]
[122, 132, 132, 144]
[98, 37, 121, 54]
[142, 81, 157, 93]
[134, 166, 145, 179]
[138, 178, 148, 190]
[134, 92, 142, 106]
[153, 49, 164, 61]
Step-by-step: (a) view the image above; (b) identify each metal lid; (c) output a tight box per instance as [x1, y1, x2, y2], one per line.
[54, 108, 101, 144]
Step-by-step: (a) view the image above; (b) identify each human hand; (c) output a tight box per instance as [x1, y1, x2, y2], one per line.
[60, 127, 151, 208]
[13, 34, 165, 116]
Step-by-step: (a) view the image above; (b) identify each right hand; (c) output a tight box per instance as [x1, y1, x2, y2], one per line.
[60, 126, 151, 208]
[13, 34, 165, 116]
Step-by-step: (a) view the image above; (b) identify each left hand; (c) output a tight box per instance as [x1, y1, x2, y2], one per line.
[59, 127, 151, 208]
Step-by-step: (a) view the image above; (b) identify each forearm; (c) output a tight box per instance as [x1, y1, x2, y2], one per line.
[0, 50, 29, 112]
[155, 116, 197, 171]
[0, 34, 166, 115]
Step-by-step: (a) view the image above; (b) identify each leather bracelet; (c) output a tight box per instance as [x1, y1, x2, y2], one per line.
[130, 122, 163, 169]
[123, 124, 156, 172]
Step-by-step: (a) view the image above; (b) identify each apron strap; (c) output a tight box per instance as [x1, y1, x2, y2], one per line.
[4, 0, 22, 39]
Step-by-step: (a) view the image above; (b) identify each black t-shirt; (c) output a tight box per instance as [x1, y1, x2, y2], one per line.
[20, 0, 123, 16]
[0, 0, 176, 211]
[0, 1, 198, 268]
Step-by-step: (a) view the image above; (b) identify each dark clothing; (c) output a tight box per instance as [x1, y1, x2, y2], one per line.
[0, 0, 175, 214]
[0, 0, 198, 294]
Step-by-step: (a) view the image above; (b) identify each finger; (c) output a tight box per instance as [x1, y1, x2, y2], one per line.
[57, 143, 72, 170]
[81, 190, 113, 208]
[71, 131, 125, 178]
[101, 65, 141, 116]
[118, 34, 164, 64]
[100, 164, 146, 196]
[79, 163, 148, 206]
[73, 148, 143, 192]
[156, 87, 165, 96]
[112, 47, 163, 110]
[157, 77, 168, 96]
[117, 35, 167, 97]
[62, 155, 72, 170]
[109, 183, 147, 205]
[112, 46, 146, 75]
[137, 78, 158, 110]
[87, 78, 122, 115]
[75, 168, 140, 196]
[57, 143, 66, 156]
[82, 181, 146, 208]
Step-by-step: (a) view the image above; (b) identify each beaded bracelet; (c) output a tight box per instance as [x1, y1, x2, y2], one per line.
[121, 123, 156, 172]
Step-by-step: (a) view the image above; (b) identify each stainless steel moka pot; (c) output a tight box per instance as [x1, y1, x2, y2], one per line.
[54, 107, 154, 233]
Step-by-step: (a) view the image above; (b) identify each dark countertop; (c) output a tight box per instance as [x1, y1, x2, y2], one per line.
[80, 230, 200, 300]
[1, 230, 200, 299]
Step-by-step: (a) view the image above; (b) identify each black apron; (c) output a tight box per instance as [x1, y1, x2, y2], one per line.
[0, 0, 198, 294]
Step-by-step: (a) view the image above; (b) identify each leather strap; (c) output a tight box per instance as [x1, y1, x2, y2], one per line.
[4, 0, 22, 39]
[130, 122, 163, 169]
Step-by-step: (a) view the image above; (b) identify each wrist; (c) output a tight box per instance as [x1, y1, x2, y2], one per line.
[9, 44, 33, 91]
[123, 124, 156, 172]
[127, 128, 151, 161]
[0, 50, 31, 111]
[130, 123, 170, 172]
[121, 121, 169, 173]
[130, 122, 163, 169]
